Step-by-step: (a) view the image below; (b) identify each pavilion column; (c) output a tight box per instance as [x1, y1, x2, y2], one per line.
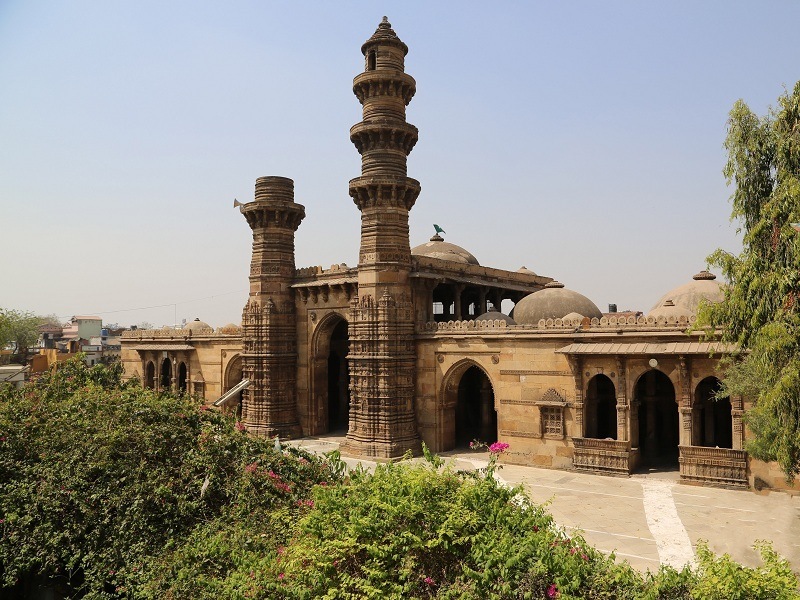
[453, 284, 465, 320]
[478, 287, 487, 315]
[615, 357, 628, 442]
[731, 395, 745, 450]
[493, 290, 504, 312]
[678, 357, 692, 447]
[568, 356, 584, 437]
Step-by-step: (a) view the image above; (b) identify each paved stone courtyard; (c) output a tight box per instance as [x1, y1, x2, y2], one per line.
[290, 435, 800, 574]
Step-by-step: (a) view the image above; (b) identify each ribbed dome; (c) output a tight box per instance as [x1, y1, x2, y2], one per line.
[513, 281, 602, 325]
[185, 318, 212, 331]
[648, 270, 723, 318]
[411, 233, 479, 265]
[475, 307, 517, 325]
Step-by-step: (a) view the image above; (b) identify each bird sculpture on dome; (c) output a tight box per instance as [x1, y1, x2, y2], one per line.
[433, 224, 446, 235]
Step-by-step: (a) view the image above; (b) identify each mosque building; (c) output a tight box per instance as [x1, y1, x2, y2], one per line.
[121, 18, 795, 492]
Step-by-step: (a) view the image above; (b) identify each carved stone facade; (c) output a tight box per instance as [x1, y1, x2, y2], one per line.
[118, 18, 800, 493]
[240, 176, 305, 438]
[341, 18, 421, 458]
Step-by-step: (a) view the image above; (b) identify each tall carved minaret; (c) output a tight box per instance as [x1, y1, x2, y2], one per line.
[240, 176, 305, 438]
[342, 17, 422, 458]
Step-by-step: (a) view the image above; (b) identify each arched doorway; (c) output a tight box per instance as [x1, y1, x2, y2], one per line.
[455, 366, 497, 448]
[160, 358, 172, 391]
[327, 320, 350, 432]
[693, 377, 732, 448]
[177, 362, 187, 393]
[635, 370, 679, 468]
[585, 374, 617, 439]
[223, 355, 244, 417]
[310, 314, 350, 435]
[145, 361, 155, 389]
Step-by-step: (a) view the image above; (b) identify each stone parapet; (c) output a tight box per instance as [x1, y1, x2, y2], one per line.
[572, 437, 634, 474]
[679, 445, 748, 488]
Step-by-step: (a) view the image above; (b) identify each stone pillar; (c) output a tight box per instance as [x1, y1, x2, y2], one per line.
[678, 357, 692, 447]
[568, 356, 584, 437]
[731, 395, 744, 450]
[615, 357, 628, 442]
[343, 17, 422, 459]
[240, 176, 305, 438]
[454, 284, 465, 320]
[478, 287, 487, 315]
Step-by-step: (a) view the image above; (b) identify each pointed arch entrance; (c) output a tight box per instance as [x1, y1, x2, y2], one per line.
[441, 361, 497, 451]
[310, 313, 350, 435]
[177, 362, 188, 393]
[693, 377, 732, 449]
[145, 361, 155, 389]
[585, 374, 617, 439]
[223, 355, 244, 416]
[160, 358, 172, 391]
[634, 370, 679, 468]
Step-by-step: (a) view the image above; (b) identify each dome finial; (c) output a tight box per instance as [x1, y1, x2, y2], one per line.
[380, 16, 391, 28]
[693, 270, 716, 281]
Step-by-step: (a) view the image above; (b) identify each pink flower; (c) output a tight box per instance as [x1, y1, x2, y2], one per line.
[570, 547, 577, 555]
[547, 583, 558, 598]
[423, 576, 435, 585]
[488, 441, 509, 454]
[245, 462, 259, 474]
[277, 546, 285, 555]
[581, 553, 588, 561]
[235, 421, 246, 432]
[278, 573, 285, 580]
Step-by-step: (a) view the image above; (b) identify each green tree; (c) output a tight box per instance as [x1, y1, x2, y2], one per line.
[701, 81, 800, 480]
[0, 308, 45, 362]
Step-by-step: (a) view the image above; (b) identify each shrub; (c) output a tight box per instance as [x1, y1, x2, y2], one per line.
[0, 358, 339, 599]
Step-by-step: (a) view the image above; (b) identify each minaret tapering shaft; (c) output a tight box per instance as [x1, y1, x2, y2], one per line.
[240, 176, 305, 438]
[343, 17, 422, 459]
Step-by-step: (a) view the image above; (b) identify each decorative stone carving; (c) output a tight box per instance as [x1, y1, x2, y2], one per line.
[340, 18, 423, 460]
[239, 176, 305, 438]
[679, 446, 748, 488]
[573, 437, 632, 474]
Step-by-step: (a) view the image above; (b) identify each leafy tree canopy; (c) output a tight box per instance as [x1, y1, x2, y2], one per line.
[701, 81, 800, 479]
[0, 308, 46, 361]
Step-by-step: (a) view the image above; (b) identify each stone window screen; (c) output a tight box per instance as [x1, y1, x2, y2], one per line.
[541, 406, 564, 439]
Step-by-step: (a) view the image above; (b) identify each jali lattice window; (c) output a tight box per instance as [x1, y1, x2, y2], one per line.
[541, 406, 564, 439]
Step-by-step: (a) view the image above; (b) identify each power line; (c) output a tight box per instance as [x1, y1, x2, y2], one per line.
[57, 289, 248, 320]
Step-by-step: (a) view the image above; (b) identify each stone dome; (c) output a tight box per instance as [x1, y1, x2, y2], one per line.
[513, 281, 602, 325]
[475, 307, 517, 325]
[219, 323, 242, 334]
[517, 266, 538, 276]
[185, 318, 212, 331]
[648, 270, 724, 318]
[411, 233, 479, 265]
[562, 312, 585, 321]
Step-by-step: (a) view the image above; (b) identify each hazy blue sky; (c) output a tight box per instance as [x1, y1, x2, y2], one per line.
[1, 1, 799, 327]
